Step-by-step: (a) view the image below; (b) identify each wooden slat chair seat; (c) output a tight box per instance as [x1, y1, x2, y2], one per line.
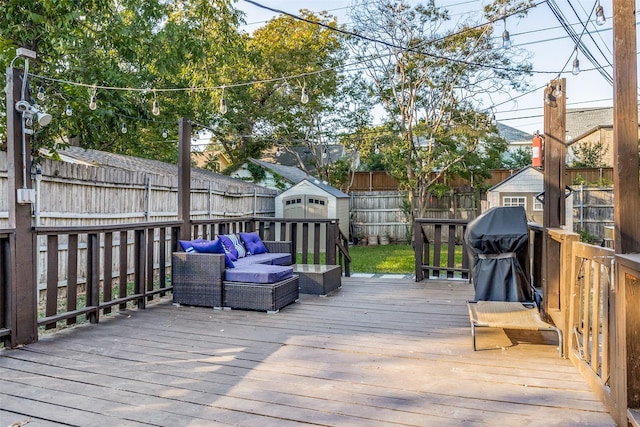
[467, 301, 563, 357]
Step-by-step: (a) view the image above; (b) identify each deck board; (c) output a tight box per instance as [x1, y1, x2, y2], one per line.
[0, 277, 615, 426]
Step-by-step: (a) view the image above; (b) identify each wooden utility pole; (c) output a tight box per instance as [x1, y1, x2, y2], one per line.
[542, 78, 566, 313]
[178, 118, 192, 241]
[6, 66, 38, 347]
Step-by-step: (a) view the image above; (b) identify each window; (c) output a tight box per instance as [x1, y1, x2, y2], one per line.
[503, 196, 526, 208]
[533, 198, 543, 211]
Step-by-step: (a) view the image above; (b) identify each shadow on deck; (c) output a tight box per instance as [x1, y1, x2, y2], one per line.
[0, 277, 615, 426]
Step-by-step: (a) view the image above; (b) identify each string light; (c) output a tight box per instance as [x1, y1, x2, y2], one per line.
[121, 122, 127, 134]
[595, 0, 605, 26]
[162, 128, 168, 139]
[322, 147, 327, 159]
[89, 86, 97, 110]
[501, 18, 511, 49]
[572, 48, 580, 75]
[301, 86, 309, 104]
[276, 146, 281, 157]
[37, 84, 45, 100]
[65, 104, 73, 116]
[152, 91, 160, 116]
[374, 143, 380, 154]
[219, 97, 227, 115]
[552, 83, 562, 98]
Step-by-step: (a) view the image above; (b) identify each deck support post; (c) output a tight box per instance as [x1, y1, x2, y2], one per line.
[5, 65, 38, 347]
[178, 118, 192, 242]
[542, 78, 566, 315]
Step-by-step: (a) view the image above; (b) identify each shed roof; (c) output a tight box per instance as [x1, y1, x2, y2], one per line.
[280, 177, 349, 199]
[45, 146, 273, 192]
[487, 166, 542, 192]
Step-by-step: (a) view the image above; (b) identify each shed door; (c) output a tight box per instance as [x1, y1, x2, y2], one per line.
[306, 196, 328, 219]
[283, 197, 305, 218]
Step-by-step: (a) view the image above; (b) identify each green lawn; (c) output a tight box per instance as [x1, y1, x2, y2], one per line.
[295, 243, 465, 275]
[348, 244, 416, 274]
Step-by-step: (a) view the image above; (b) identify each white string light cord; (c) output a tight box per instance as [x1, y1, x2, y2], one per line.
[27, 0, 614, 133]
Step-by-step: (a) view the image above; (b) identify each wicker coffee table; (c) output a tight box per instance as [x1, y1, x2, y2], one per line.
[293, 264, 342, 296]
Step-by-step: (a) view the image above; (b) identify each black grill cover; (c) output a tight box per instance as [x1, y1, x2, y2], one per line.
[464, 206, 532, 302]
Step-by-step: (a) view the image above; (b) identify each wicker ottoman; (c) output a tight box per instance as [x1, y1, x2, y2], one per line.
[293, 264, 342, 296]
[223, 275, 299, 313]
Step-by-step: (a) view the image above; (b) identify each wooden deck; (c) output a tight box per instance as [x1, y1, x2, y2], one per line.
[0, 277, 615, 426]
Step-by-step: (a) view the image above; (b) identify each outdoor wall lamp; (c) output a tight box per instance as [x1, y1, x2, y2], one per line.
[15, 100, 52, 127]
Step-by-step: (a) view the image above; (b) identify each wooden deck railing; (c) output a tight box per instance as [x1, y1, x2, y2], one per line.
[0, 229, 13, 341]
[34, 221, 181, 330]
[2, 216, 348, 348]
[190, 216, 350, 276]
[413, 218, 469, 281]
[413, 217, 640, 426]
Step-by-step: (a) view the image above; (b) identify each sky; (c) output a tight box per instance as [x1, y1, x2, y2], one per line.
[235, 0, 624, 137]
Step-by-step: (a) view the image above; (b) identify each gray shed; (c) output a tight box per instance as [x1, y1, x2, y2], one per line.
[275, 178, 350, 238]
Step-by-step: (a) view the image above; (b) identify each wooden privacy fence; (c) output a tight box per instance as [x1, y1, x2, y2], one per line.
[351, 191, 478, 243]
[0, 150, 277, 229]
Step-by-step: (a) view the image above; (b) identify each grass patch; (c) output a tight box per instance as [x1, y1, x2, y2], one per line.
[348, 244, 416, 274]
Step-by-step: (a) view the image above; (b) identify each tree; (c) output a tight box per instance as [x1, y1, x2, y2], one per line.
[348, 0, 532, 219]
[210, 10, 371, 179]
[0, 0, 244, 163]
[571, 140, 608, 168]
[503, 147, 533, 169]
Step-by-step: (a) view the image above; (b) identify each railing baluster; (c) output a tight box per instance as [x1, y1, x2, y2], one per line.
[103, 232, 113, 315]
[45, 235, 59, 330]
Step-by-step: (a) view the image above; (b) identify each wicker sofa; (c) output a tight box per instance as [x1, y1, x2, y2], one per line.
[172, 240, 299, 313]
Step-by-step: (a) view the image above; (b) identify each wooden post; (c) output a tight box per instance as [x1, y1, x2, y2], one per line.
[612, 0, 640, 254]
[612, 0, 640, 424]
[178, 118, 192, 241]
[5, 66, 38, 347]
[542, 78, 566, 313]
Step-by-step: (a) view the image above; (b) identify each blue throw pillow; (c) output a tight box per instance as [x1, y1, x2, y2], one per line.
[190, 239, 235, 268]
[223, 233, 247, 258]
[239, 232, 268, 255]
[218, 235, 238, 260]
[179, 238, 206, 253]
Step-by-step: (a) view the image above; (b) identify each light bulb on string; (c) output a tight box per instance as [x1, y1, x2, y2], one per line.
[37, 84, 45, 100]
[501, 19, 511, 49]
[301, 86, 309, 104]
[65, 104, 73, 116]
[121, 122, 127, 134]
[374, 143, 380, 155]
[322, 147, 327, 159]
[162, 128, 168, 139]
[219, 97, 227, 114]
[88, 86, 98, 110]
[572, 49, 580, 75]
[552, 84, 562, 98]
[276, 147, 281, 157]
[152, 98, 160, 116]
[595, 1, 605, 26]
[231, 141, 236, 150]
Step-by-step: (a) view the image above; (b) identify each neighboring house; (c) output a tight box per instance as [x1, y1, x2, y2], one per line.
[231, 158, 315, 191]
[486, 166, 574, 229]
[497, 122, 535, 162]
[565, 106, 640, 167]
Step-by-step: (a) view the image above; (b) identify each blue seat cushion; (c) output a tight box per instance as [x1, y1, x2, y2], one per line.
[268, 253, 292, 265]
[224, 264, 293, 284]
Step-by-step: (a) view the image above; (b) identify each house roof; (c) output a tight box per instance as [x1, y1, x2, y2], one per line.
[260, 145, 346, 172]
[565, 107, 614, 140]
[497, 122, 533, 143]
[45, 146, 273, 191]
[487, 165, 542, 192]
[248, 158, 313, 184]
